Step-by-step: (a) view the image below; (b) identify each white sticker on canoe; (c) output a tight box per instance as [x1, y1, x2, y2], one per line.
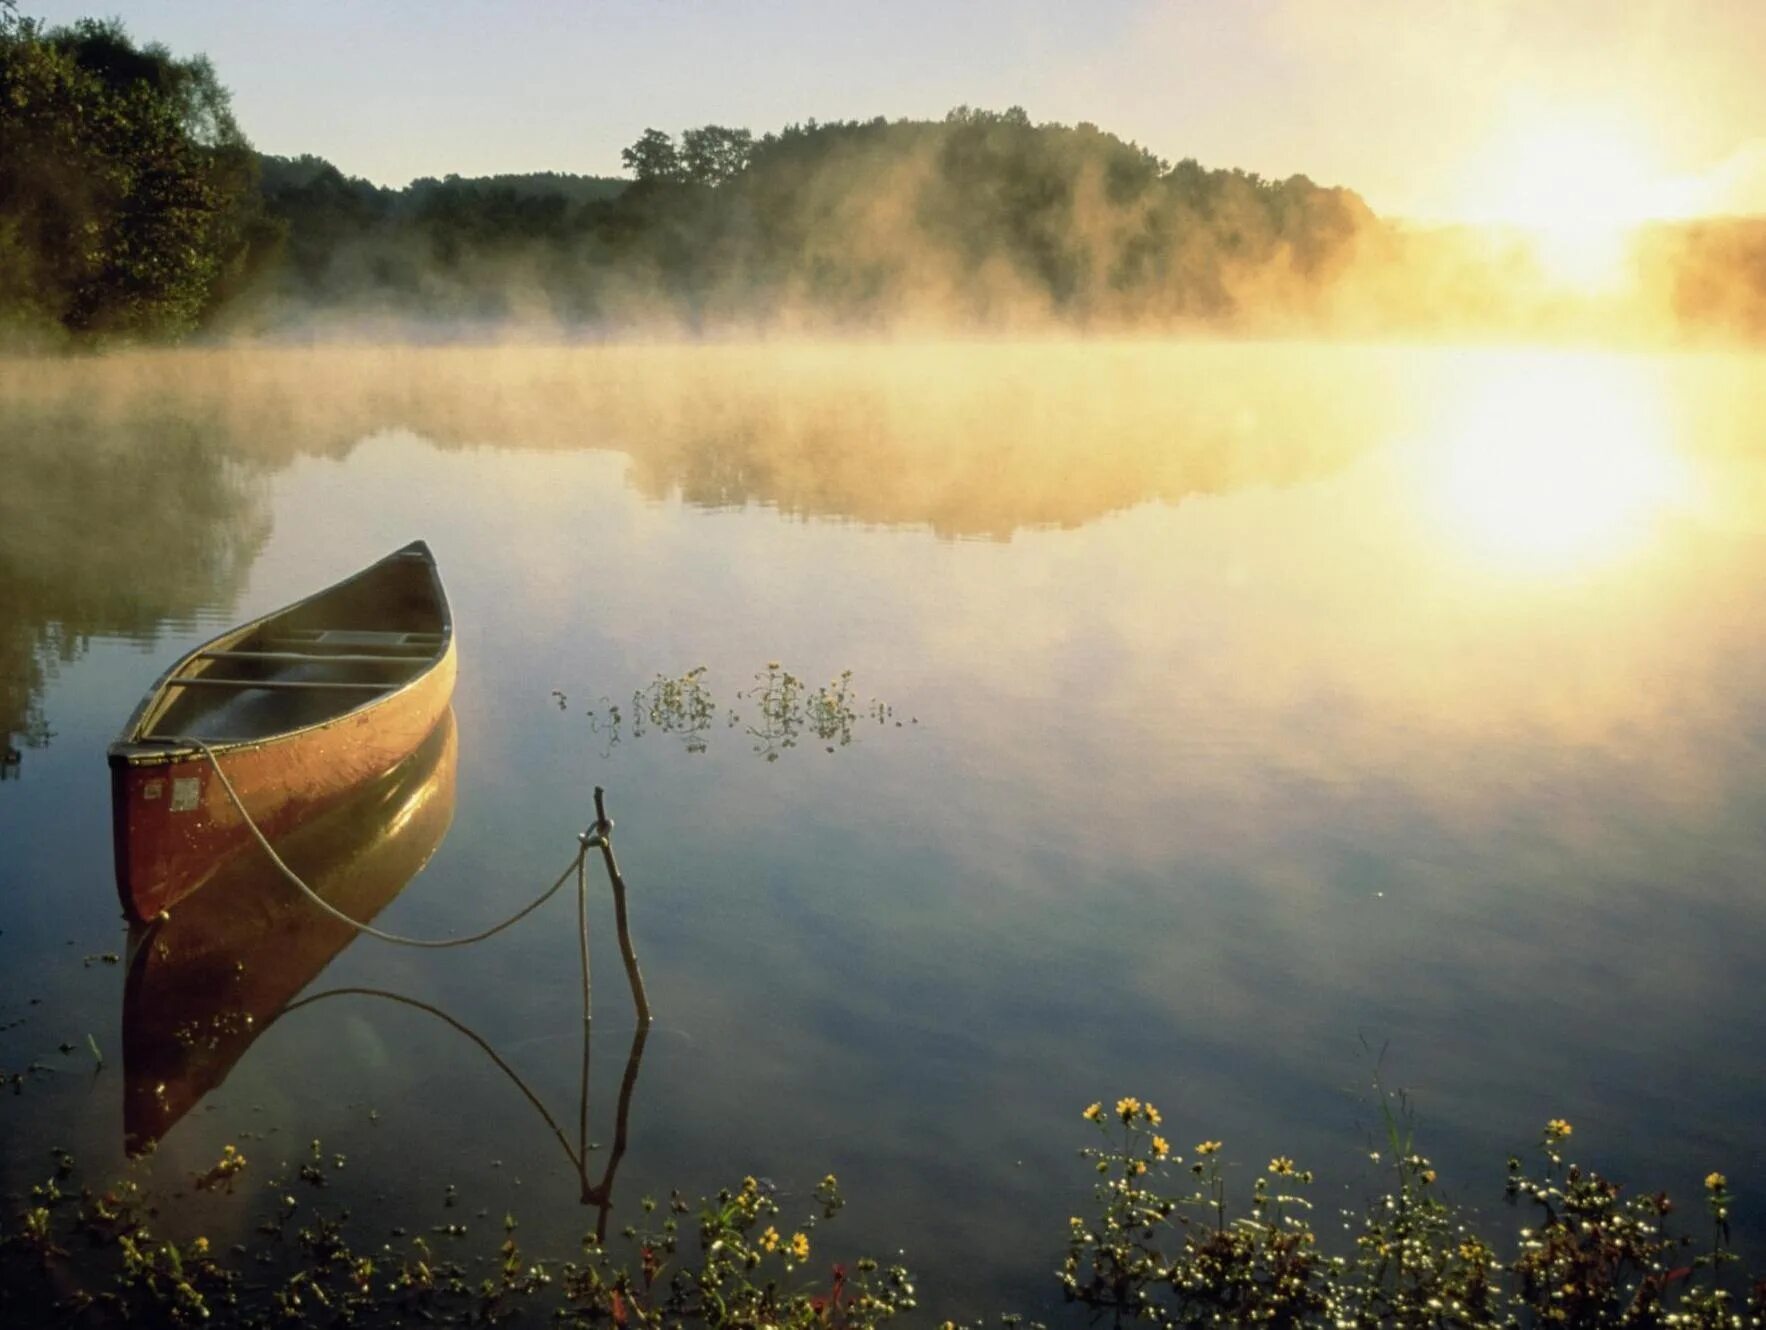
[170, 777, 202, 812]
[142, 779, 164, 801]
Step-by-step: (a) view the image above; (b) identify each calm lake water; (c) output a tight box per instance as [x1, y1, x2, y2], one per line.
[3, 340, 1766, 1315]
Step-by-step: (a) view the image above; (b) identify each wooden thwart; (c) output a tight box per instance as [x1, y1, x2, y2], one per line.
[199, 650, 430, 665]
[264, 637, 438, 656]
[274, 629, 443, 646]
[167, 678, 398, 693]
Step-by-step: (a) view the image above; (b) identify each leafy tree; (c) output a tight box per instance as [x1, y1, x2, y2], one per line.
[621, 127, 684, 184]
[680, 125, 753, 187]
[0, 16, 273, 340]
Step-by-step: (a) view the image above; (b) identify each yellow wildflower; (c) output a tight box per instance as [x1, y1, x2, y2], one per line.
[1115, 1097, 1141, 1122]
[821, 1173, 838, 1190]
[1082, 1102, 1103, 1123]
[1144, 1102, 1162, 1126]
[1545, 1119, 1572, 1140]
[758, 1226, 779, 1252]
[790, 1232, 810, 1260]
[193, 1236, 210, 1255]
[1196, 1140, 1222, 1156]
[1421, 1169, 1437, 1185]
[1706, 1172, 1727, 1192]
[1269, 1157, 1296, 1176]
[1130, 1160, 1147, 1176]
[1151, 1135, 1170, 1159]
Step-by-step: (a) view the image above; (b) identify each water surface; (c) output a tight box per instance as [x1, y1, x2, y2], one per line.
[3, 341, 1766, 1315]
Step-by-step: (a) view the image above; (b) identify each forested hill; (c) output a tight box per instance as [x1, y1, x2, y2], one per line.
[0, 14, 1378, 340]
[253, 154, 631, 318]
[244, 109, 1375, 333]
[256, 157, 627, 214]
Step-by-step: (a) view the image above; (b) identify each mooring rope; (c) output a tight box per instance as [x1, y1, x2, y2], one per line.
[174, 736, 603, 950]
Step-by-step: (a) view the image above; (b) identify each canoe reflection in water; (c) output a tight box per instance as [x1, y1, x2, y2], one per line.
[123, 708, 460, 1151]
[121, 706, 647, 1238]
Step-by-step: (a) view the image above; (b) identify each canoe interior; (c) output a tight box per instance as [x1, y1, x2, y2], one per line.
[136, 546, 448, 744]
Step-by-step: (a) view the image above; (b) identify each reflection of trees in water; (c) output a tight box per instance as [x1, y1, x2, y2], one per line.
[1, 342, 1389, 532]
[0, 402, 271, 776]
[0, 342, 1388, 770]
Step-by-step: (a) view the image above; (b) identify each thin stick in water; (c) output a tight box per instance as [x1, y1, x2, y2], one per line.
[592, 786, 652, 1025]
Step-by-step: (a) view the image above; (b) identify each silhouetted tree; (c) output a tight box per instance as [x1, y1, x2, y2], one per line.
[621, 128, 684, 184]
[680, 125, 753, 187]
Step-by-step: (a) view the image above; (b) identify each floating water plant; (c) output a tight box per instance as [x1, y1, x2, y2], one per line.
[567, 662, 909, 762]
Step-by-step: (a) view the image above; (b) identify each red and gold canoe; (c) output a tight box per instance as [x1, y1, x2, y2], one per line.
[109, 540, 456, 923]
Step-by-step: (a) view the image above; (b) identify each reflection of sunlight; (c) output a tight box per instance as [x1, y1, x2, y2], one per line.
[1418, 356, 1690, 575]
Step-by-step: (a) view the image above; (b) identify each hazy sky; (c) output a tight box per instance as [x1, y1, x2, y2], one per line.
[25, 0, 1766, 219]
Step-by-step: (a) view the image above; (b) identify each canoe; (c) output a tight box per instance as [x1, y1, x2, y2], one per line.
[123, 708, 457, 1154]
[109, 540, 456, 923]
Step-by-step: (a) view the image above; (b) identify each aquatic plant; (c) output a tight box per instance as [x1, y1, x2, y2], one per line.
[0, 1153, 911, 1329]
[568, 662, 908, 762]
[5, 1104, 1764, 1326]
[632, 664, 718, 754]
[1061, 1098, 1766, 1328]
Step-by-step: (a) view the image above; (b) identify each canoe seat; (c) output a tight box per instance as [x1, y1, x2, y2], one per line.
[169, 678, 398, 693]
[272, 630, 443, 648]
[261, 631, 444, 658]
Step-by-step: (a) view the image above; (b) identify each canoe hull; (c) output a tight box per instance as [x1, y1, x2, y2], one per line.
[110, 646, 455, 921]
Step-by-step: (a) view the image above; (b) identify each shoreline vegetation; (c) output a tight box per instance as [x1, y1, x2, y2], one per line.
[3, 12, 1765, 350]
[2, 1100, 1761, 1327]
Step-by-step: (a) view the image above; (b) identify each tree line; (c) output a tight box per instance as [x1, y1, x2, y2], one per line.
[0, 14, 1381, 340]
[2, 11, 1763, 344]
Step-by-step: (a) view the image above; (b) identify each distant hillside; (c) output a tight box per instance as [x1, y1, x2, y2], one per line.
[257, 157, 627, 206]
[251, 154, 632, 317]
[407, 171, 629, 205]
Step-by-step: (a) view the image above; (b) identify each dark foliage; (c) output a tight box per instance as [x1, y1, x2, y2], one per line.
[239, 107, 1377, 332]
[0, 15, 276, 341]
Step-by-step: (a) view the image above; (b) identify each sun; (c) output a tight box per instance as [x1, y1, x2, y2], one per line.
[1489, 125, 1664, 231]
[1462, 119, 1680, 291]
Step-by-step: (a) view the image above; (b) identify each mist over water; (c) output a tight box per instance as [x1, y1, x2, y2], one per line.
[4, 340, 1766, 1315]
